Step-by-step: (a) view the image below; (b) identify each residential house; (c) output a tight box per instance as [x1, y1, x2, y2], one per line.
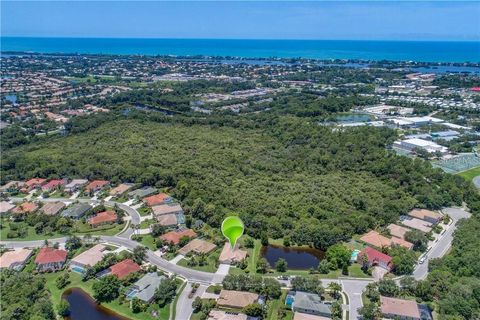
[387, 224, 411, 240]
[85, 180, 110, 194]
[21, 178, 47, 193]
[127, 186, 157, 199]
[217, 290, 259, 309]
[64, 179, 88, 193]
[88, 210, 118, 227]
[380, 296, 421, 320]
[0, 248, 33, 270]
[178, 238, 217, 255]
[12, 202, 39, 214]
[40, 201, 66, 216]
[152, 203, 183, 217]
[35, 247, 68, 272]
[293, 313, 331, 320]
[360, 230, 413, 250]
[208, 310, 248, 320]
[400, 216, 432, 233]
[61, 203, 92, 219]
[218, 243, 247, 264]
[70, 244, 106, 271]
[41, 179, 66, 193]
[144, 193, 171, 207]
[127, 272, 165, 303]
[0, 181, 24, 193]
[359, 247, 393, 271]
[408, 209, 443, 224]
[0, 201, 15, 215]
[109, 259, 141, 280]
[160, 229, 197, 246]
[291, 291, 332, 318]
[109, 183, 134, 196]
[156, 214, 178, 227]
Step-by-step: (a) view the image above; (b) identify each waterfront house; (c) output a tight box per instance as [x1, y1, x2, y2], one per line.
[0, 248, 33, 270]
[217, 290, 259, 309]
[70, 244, 106, 271]
[109, 259, 141, 279]
[218, 243, 247, 264]
[35, 247, 68, 272]
[126, 272, 165, 303]
[380, 296, 421, 320]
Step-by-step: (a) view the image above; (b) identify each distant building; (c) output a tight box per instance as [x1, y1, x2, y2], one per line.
[41, 179, 66, 192]
[218, 243, 247, 264]
[290, 291, 332, 318]
[12, 202, 38, 214]
[380, 296, 421, 320]
[217, 290, 259, 309]
[394, 138, 448, 154]
[0, 248, 33, 270]
[61, 203, 92, 219]
[400, 216, 433, 233]
[152, 203, 183, 217]
[40, 201, 66, 216]
[156, 213, 178, 227]
[360, 230, 413, 250]
[21, 178, 47, 192]
[35, 247, 68, 272]
[0, 181, 24, 193]
[208, 310, 248, 320]
[359, 247, 393, 271]
[127, 272, 165, 303]
[70, 244, 106, 271]
[387, 224, 411, 240]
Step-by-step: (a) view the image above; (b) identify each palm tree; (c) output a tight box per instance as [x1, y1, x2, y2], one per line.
[328, 282, 342, 300]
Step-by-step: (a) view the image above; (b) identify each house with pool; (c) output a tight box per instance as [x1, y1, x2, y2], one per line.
[70, 244, 107, 273]
[125, 272, 165, 303]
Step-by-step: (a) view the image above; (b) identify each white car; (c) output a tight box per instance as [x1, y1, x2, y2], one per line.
[419, 256, 427, 264]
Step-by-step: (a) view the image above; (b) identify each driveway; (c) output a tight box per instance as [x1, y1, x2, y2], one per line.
[175, 282, 207, 320]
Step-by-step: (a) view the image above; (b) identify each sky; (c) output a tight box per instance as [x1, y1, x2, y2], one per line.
[1, 1, 480, 41]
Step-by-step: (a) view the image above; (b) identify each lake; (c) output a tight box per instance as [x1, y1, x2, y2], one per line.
[261, 245, 325, 270]
[62, 288, 129, 320]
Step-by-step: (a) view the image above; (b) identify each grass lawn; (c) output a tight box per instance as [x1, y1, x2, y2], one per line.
[0, 222, 65, 241]
[138, 206, 152, 217]
[44, 271, 171, 320]
[267, 290, 287, 320]
[247, 239, 262, 274]
[457, 166, 480, 181]
[74, 221, 127, 236]
[177, 257, 218, 273]
[114, 195, 129, 203]
[206, 285, 222, 294]
[347, 264, 371, 278]
[139, 219, 155, 229]
[135, 234, 158, 251]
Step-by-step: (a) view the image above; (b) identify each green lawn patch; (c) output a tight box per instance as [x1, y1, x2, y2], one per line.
[206, 285, 222, 294]
[135, 234, 158, 251]
[177, 257, 218, 273]
[139, 219, 155, 229]
[457, 166, 480, 181]
[138, 206, 152, 217]
[348, 264, 371, 278]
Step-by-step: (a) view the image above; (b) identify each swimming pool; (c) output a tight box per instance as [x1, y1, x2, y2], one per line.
[285, 294, 294, 308]
[350, 249, 360, 262]
[71, 266, 85, 274]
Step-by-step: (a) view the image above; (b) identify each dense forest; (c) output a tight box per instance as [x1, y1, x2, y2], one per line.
[1, 112, 475, 250]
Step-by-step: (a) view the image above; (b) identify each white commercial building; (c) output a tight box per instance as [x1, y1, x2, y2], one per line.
[394, 138, 448, 154]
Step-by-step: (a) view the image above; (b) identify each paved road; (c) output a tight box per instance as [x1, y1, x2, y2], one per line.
[175, 283, 207, 320]
[473, 176, 480, 189]
[412, 207, 470, 280]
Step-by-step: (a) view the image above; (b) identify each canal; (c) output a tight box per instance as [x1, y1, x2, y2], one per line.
[261, 245, 325, 270]
[62, 288, 129, 320]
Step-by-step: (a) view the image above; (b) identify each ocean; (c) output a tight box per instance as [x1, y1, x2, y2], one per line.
[1, 37, 479, 63]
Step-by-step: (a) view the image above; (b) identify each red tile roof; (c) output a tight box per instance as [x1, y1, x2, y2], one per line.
[88, 210, 118, 226]
[109, 259, 141, 279]
[85, 180, 109, 192]
[42, 179, 65, 191]
[25, 178, 47, 188]
[143, 193, 170, 206]
[360, 247, 393, 266]
[12, 202, 38, 214]
[35, 247, 68, 265]
[160, 229, 197, 245]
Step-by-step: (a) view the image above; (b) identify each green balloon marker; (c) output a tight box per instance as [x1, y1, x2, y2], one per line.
[222, 216, 244, 249]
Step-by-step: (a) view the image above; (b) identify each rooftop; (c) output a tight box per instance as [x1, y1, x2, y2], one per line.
[144, 193, 170, 206]
[0, 201, 15, 214]
[88, 210, 118, 225]
[40, 201, 66, 216]
[35, 247, 68, 264]
[109, 259, 141, 279]
[0, 248, 33, 269]
[152, 203, 183, 216]
[380, 296, 421, 319]
[293, 291, 332, 316]
[219, 243, 247, 264]
[132, 272, 165, 302]
[179, 238, 217, 255]
[71, 244, 106, 267]
[217, 290, 259, 309]
[109, 183, 134, 196]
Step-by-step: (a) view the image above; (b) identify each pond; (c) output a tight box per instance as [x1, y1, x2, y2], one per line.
[261, 245, 325, 270]
[62, 288, 129, 320]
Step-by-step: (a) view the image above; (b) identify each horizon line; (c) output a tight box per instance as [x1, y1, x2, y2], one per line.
[2, 36, 480, 43]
